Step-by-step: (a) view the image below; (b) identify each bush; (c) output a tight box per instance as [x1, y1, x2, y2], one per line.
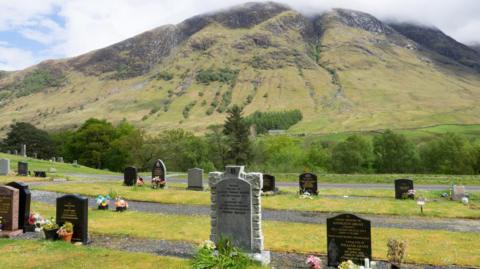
[152, 71, 174, 81]
[191, 237, 254, 269]
[196, 68, 238, 85]
[332, 135, 372, 173]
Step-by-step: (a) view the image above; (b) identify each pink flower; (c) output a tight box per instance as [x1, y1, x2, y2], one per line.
[306, 255, 322, 269]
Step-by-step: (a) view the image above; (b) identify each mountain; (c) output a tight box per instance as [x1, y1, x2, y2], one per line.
[471, 44, 480, 53]
[1, 2, 480, 135]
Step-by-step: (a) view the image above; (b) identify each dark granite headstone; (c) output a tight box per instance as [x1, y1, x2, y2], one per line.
[299, 173, 318, 195]
[123, 166, 137, 186]
[17, 162, 28, 176]
[56, 194, 88, 244]
[216, 171, 252, 251]
[394, 179, 414, 199]
[6, 182, 31, 232]
[152, 159, 166, 180]
[327, 213, 372, 267]
[34, 171, 47, 178]
[262, 174, 276, 192]
[0, 186, 19, 231]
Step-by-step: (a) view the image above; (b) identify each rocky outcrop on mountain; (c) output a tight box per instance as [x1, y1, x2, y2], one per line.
[390, 23, 480, 71]
[333, 8, 395, 35]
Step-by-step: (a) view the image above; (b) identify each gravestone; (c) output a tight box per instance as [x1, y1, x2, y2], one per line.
[262, 174, 277, 193]
[34, 171, 47, 178]
[33, 153, 38, 159]
[209, 166, 270, 264]
[73, 160, 78, 166]
[0, 158, 10, 175]
[17, 162, 28, 176]
[452, 185, 466, 201]
[0, 186, 22, 237]
[152, 159, 167, 180]
[14, 150, 18, 155]
[6, 150, 11, 155]
[6, 182, 31, 232]
[187, 168, 204, 190]
[52, 157, 56, 162]
[124, 166, 137, 186]
[56, 194, 88, 244]
[20, 144, 26, 157]
[57, 157, 64, 163]
[394, 179, 414, 199]
[327, 213, 372, 267]
[299, 173, 318, 195]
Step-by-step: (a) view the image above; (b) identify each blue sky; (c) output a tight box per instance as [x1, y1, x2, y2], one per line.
[1, 0, 479, 71]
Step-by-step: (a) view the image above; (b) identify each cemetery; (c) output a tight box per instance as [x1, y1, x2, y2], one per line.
[0, 151, 479, 268]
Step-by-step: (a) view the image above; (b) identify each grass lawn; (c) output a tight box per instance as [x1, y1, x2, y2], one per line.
[0, 153, 117, 176]
[31, 202, 480, 267]
[0, 239, 189, 269]
[0, 175, 51, 184]
[272, 173, 480, 185]
[34, 182, 480, 219]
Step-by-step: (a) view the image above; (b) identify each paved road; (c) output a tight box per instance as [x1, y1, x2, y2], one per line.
[64, 173, 480, 191]
[31, 190, 480, 233]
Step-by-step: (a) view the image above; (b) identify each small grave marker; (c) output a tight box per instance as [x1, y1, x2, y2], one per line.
[17, 162, 28, 176]
[6, 182, 31, 232]
[0, 186, 22, 237]
[299, 173, 318, 195]
[0, 158, 10, 175]
[262, 174, 277, 193]
[123, 166, 137, 186]
[451, 185, 466, 201]
[394, 179, 414, 199]
[187, 168, 204, 191]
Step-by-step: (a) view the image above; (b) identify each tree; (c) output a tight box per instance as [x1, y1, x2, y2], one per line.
[419, 133, 476, 174]
[205, 125, 229, 169]
[373, 130, 418, 173]
[1, 122, 55, 159]
[331, 135, 372, 173]
[223, 105, 251, 165]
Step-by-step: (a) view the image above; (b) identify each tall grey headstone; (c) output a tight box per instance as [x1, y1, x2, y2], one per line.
[0, 159, 10, 175]
[33, 153, 38, 159]
[58, 157, 64, 163]
[52, 157, 56, 162]
[187, 168, 204, 191]
[209, 166, 270, 265]
[14, 150, 18, 155]
[20, 144, 26, 157]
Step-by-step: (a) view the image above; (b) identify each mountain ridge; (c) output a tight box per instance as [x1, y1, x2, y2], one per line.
[1, 2, 479, 135]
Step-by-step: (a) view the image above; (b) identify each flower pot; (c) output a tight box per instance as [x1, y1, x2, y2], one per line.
[391, 264, 400, 269]
[116, 206, 127, 212]
[58, 231, 73, 242]
[98, 204, 109, 210]
[43, 228, 59, 240]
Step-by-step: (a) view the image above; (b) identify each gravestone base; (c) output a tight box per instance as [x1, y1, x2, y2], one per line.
[186, 185, 204, 191]
[249, 251, 271, 266]
[0, 229, 23, 238]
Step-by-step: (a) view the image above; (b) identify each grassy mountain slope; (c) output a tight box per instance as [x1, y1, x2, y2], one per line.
[0, 3, 479, 135]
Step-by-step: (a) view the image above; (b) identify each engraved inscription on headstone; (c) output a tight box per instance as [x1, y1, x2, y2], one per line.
[0, 186, 19, 231]
[56, 194, 88, 244]
[394, 179, 414, 199]
[209, 166, 267, 263]
[0, 158, 10, 175]
[299, 173, 318, 195]
[6, 182, 31, 232]
[187, 168, 204, 191]
[327, 214, 372, 267]
[152, 159, 166, 180]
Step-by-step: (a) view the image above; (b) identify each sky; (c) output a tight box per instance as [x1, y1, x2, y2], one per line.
[1, 0, 479, 71]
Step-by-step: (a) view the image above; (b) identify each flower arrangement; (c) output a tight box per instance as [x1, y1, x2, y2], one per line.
[115, 197, 129, 212]
[407, 189, 416, 199]
[96, 195, 111, 210]
[191, 236, 254, 269]
[57, 222, 74, 242]
[338, 260, 359, 269]
[28, 213, 45, 232]
[300, 192, 313, 199]
[152, 176, 166, 189]
[137, 177, 145, 186]
[306, 255, 322, 269]
[42, 217, 60, 240]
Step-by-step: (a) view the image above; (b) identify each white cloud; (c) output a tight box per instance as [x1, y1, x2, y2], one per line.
[0, 45, 36, 71]
[1, 0, 480, 70]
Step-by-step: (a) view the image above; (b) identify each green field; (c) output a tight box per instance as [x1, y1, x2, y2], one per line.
[33, 182, 480, 219]
[0, 153, 117, 176]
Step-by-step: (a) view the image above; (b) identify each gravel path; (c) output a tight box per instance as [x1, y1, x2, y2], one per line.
[13, 232, 471, 269]
[31, 190, 480, 232]
[63, 173, 480, 191]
